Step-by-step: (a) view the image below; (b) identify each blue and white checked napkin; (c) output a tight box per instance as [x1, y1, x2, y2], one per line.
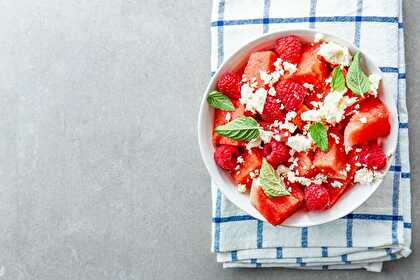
[210, 0, 411, 272]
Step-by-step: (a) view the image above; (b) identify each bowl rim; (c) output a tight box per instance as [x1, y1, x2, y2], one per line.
[197, 28, 398, 227]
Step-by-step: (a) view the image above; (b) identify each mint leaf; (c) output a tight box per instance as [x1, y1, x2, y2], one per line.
[207, 91, 235, 111]
[260, 159, 290, 198]
[214, 116, 260, 141]
[346, 51, 371, 95]
[309, 122, 329, 152]
[331, 67, 346, 92]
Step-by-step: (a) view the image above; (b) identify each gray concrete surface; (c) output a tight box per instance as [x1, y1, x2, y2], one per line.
[0, 0, 418, 279]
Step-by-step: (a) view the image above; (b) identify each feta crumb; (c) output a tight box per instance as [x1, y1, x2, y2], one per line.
[330, 133, 340, 144]
[325, 76, 332, 84]
[237, 156, 244, 164]
[355, 148, 362, 153]
[303, 83, 315, 92]
[283, 61, 297, 74]
[287, 187, 292, 192]
[301, 89, 356, 124]
[331, 181, 343, 188]
[249, 170, 257, 179]
[316, 93, 323, 99]
[276, 165, 289, 176]
[368, 73, 382, 97]
[287, 134, 313, 152]
[259, 70, 272, 85]
[280, 104, 285, 110]
[225, 112, 231, 122]
[273, 134, 281, 141]
[285, 111, 297, 121]
[360, 116, 368, 124]
[259, 129, 273, 144]
[268, 87, 276, 96]
[354, 168, 375, 184]
[317, 42, 352, 66]
[355, 162, 362, 167]
[274, 58, 283, 70]
[240, 86, 267, 114]
[237, 184, 247, 193]
[314, 33, 325, 43]
[346, 163, 351, 172]
[245, 137, 262, 151]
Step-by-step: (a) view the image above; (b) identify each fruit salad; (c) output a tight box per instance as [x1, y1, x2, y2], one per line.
[207, 34, 391, 226]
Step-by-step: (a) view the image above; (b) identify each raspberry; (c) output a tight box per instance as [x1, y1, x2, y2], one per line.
[263, 140, 290, 168]
[261, 96, 286, 122]
[356, 143, 387, 170]
[216, 72, 242, 99]
[275, 80, 307, 111]
[304, 184, 330, 211]
[214, 145, 239, 171]
[274, 35, 303, 64]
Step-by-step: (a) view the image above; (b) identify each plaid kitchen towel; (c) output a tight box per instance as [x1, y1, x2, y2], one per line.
[210, 0, 411, 272]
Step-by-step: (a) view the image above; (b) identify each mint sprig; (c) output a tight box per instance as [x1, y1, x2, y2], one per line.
[214, 116, 260, 141]
[346, 51, 371, 95]
[309, 122, 329, 152]
[331, 67, 346, 92]
[207, 91, 235, 111]
[260, 159, 290, 198]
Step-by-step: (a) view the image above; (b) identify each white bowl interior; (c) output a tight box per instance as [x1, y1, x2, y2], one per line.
[198, 29, 398, 227]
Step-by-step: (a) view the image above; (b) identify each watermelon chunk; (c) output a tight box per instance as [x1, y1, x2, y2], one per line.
[232, 148, 263, 185]
[344, 98, 391, 147]
[213, 100, 245, 146]
[289, 44, 329, 92]
[313, 141, 347, 179]
[250, 183, 303, 226]
[243, 51, 278, 87]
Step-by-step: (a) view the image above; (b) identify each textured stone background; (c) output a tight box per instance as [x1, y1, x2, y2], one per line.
[0, 0, 418, 279]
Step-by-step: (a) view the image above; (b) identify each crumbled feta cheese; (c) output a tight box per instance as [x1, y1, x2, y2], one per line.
[330, 133, 340, 144]
[237, 184, 247, 193]
[287, 171, 312, 186]
[283, 61, 297, 74]
[287, 172, 327, 187]
[287, 134, 313, 152]
[268, 87, 276, 96]
[346, 164, 351, 172]
[339, 169, 348, 176]
[280, 104, 285, 110]
[369, 73, 382, 97]
[355, 148, 362, 153]
[331, 181, 343, 188]
[225, 112, 231, 122]
[314, 33, 325, 43]
[317, 42, 352, 66]
[325, 76, 332, 84]
[301, 109, 322, 122]
[259, 129, 273, 144]
[316, 93, 323, 99]
[245, 137, 262, 151]
[274, 58, 283, 70]
[355, 162, 362, 167]
[313, 173, 328, 185]
[273, 134, 281, 141]
[276, 165, 289, 176]
[360, 116, 367, 124]
[285, 111, 297, 121]
[303, 83, 315, 92]
[237, 156, 244, 164]
[240, 86, 267, 114]
[259, 70, 272, 85]
[354, 168, 375, 184]
[249, 170, 257, 179]
[301, 89, 357, 124]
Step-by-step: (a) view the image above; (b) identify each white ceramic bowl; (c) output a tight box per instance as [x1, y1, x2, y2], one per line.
[198, 29, 398, 227]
